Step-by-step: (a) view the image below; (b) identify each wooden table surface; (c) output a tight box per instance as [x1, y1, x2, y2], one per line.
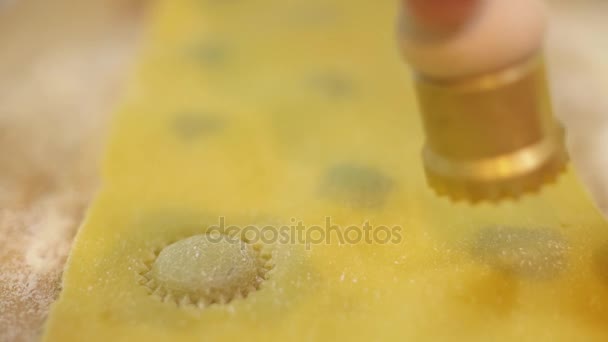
[0, 1, 144, 340]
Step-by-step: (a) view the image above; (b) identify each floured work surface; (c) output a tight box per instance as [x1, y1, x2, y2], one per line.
[43, 0, 608, 341]
[0, 0, 143, 340]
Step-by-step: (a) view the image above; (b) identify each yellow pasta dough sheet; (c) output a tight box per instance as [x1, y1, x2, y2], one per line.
[43, 0, 608, 341]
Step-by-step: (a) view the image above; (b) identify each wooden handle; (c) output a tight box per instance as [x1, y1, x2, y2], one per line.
[403, 0, 480, 32]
